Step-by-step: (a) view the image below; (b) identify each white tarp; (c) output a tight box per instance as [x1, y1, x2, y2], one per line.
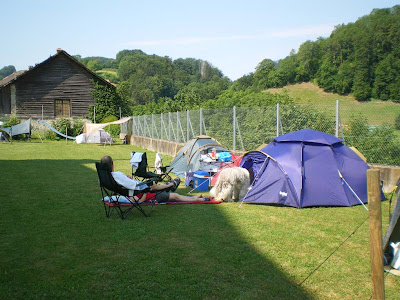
[84, 117, 132, 137]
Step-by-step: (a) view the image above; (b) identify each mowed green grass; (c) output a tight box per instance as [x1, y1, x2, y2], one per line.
[1, 141, 399, 299]
[267, 82, 400, 126]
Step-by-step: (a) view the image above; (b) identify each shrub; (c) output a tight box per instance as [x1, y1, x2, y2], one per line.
[51, 117, 73, 139]
[3, 116, 21, 127]
[49, 118, 84, 139]
[44, 130, 57, 140]
[71, 119, 84, 136]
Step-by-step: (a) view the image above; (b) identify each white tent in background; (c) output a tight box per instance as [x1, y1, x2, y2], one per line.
[86, 129, 114, 144]
[76, 129, 114, 144]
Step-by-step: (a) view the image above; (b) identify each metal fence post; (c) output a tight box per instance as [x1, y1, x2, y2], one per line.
[132, 116, 136, 135]
[276, 103, 280, 137]
[335, 100, 339, 138]
[176, 111, 179, 143]
[233, 106, 236, 151]
[200, 108, 203, 136]
[151, 114, 154, 138]
[187, 110, 189, 142]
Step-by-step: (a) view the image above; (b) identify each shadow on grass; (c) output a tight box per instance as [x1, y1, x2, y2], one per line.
[0, 158, 313, 299]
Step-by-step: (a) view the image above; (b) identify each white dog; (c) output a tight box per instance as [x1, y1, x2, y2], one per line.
[210, 167, 250, 202]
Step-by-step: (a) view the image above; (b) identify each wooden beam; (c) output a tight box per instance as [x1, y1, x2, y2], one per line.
[368, 169, 385, 300]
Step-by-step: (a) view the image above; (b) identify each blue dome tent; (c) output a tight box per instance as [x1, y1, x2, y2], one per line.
[240, 129, 371, 208]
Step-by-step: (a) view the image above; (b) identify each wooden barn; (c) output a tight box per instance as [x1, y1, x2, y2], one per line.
[0, 49, 115, 119]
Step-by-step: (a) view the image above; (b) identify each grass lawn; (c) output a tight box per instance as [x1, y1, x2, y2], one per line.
[1, 141, 399, 299]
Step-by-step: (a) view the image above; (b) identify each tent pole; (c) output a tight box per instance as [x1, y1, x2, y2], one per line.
[299, 143, 304, 207]
[338, 170, 368, 211]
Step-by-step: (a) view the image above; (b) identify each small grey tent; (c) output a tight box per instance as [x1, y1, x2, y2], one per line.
[85, 129, 114, 144]
[169, 136, 229, 177]
[0, 119, 31, 141]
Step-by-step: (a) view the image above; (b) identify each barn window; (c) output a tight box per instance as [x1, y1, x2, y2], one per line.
[54, 100, 71, 117]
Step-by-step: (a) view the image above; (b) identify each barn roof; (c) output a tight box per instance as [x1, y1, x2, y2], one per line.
[0, 49, 115, 89]
[0, 70, 27, 87]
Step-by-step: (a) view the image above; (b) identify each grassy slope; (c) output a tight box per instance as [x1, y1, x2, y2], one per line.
[96, 68, 117, 75]
[1, 141, 399, 299]
[266, 82, 400, 126]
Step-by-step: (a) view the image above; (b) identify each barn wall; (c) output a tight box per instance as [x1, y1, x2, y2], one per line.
[14, 54, 100, 119]
[0, 84, 11, 115]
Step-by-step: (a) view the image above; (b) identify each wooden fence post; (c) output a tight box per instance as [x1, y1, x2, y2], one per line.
[367, 169, 385, 300]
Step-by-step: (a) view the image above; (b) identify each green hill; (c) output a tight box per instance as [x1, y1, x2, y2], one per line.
[267, 82, 400, 126]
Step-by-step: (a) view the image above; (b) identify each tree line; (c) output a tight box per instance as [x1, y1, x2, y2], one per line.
[0, 65, 16, 80]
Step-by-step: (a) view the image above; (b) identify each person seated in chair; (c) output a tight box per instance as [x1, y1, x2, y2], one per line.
[101, 156, 204, 202]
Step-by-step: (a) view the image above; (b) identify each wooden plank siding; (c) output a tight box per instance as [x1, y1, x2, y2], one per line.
[0, 50, 114, 119]
[0, 85, 11, 114]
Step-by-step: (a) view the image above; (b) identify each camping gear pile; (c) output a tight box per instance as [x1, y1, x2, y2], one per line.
[169, 135, 230, 177]
[169, 136, 235, 190]
[383, 179, 400, 274]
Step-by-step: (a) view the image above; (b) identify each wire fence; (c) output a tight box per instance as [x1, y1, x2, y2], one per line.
[121, 101, 400, 166]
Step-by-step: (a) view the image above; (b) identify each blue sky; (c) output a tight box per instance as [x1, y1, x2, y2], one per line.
[2, 0, 399, 80]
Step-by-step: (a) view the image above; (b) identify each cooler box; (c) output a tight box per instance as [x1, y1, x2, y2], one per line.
[193, 170, 210, 191]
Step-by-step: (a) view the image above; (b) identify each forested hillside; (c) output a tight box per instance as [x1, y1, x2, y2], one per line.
[77, 49, 230, 113]
[246, 5, 400, 101]
[0, 65, 16, 80]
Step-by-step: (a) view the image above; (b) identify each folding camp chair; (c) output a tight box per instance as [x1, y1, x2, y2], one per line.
[131, 152, 163, 182]
[154, 152, 173, 182]
[96, 162, 156, 219]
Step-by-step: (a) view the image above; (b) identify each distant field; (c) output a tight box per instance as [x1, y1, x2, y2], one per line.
[96, 68, 118, 76]
[267, 82, 400, 126]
